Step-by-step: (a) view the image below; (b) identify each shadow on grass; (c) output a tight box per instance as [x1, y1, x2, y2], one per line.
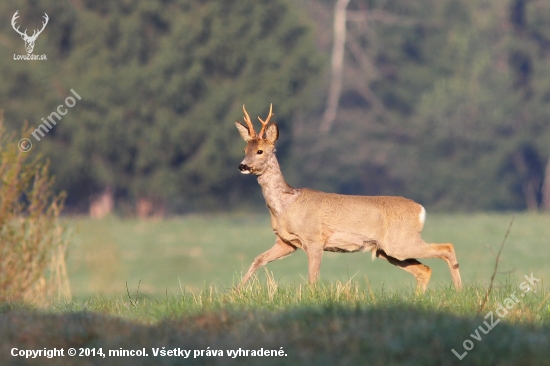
[0, 301, 549, 366]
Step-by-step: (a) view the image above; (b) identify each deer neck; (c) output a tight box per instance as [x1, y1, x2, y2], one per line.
[257, 154, 298, 216]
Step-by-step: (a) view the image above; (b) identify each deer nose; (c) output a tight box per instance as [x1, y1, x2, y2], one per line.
[239, 163, 249, 171]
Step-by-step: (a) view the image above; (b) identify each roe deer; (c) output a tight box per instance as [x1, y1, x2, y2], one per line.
[235, 104, 462, 293]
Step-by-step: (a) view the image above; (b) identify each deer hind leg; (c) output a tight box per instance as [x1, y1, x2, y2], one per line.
[426, 243, 462, 290]
[375, 250, 432, 294]
[238, 238, 296, 289]
[404, 242, 462, 291]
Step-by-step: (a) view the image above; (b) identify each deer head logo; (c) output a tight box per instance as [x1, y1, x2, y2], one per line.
[11, 11, 49, 54]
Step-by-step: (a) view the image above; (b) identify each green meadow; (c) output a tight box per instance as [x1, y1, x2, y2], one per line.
[66, 212, 549, 297]
[1, 212, 549, 365]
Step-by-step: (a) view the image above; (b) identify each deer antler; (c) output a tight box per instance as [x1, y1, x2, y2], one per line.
[257, 103, 274, 139]
[241, 105, 256, 138]
[11, 11, 48, 40]
[11, 11, 28, 38]
[31, 13, 49, 39]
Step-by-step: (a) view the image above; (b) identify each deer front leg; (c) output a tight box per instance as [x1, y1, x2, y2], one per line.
[238, 237, 295, 289]
[306, 245, 323, 283]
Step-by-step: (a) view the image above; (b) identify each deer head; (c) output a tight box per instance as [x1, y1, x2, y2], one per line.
[235, 104, 279, 176]
[12, 11, 49, 54]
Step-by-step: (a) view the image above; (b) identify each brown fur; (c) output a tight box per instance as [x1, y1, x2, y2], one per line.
[235, 106, 462, 293]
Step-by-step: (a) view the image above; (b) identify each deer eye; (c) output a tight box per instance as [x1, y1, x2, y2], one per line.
[257, 150, 263, 155]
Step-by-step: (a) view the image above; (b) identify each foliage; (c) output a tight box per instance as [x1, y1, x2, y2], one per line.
[1, 0, 550, 211]
[0, 116, 70, 303]
[403, 0, 550, 210]
[0, 0, 322, 212]
[296, 0, 550, 211]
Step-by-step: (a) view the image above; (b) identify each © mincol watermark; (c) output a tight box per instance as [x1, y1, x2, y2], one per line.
[451, 273, 541, 360]
[11, 10, 48, 61]
[18, 89, 82, 152]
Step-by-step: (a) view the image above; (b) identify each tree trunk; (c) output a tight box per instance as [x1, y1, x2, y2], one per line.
[136, 197, 166, 219]
[512, 150, 540, 211]
[320, 0, 351, 134]
[89, 187, 114, 219]
[523, 179, 539, 211]
[542, 154, 550, 211]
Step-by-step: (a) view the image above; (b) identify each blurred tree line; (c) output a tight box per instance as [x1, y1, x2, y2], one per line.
[1, 0, 549, 214]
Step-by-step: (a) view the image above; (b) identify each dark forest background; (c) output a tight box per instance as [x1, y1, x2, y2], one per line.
[1, 0, 550, 215]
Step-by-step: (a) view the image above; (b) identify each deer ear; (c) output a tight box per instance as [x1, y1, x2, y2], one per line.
[235, 122, 252, 142]
[265, 123, 279, 144]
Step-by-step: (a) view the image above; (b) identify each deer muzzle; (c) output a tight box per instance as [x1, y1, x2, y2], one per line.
[238, 163, 251, 174]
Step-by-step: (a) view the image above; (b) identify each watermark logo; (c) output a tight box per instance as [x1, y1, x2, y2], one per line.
[12, 10, 48, 61]
[19, 89, 82, 152]
[18, 138, 32, 152]
[451, 273, 541, 360]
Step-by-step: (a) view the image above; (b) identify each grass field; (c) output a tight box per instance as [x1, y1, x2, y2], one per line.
[1, 212, 549, 365]
[65, 212, 549, 297]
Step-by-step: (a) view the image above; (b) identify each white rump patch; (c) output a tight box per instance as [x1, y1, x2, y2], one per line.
[419, 206, 426, 224]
